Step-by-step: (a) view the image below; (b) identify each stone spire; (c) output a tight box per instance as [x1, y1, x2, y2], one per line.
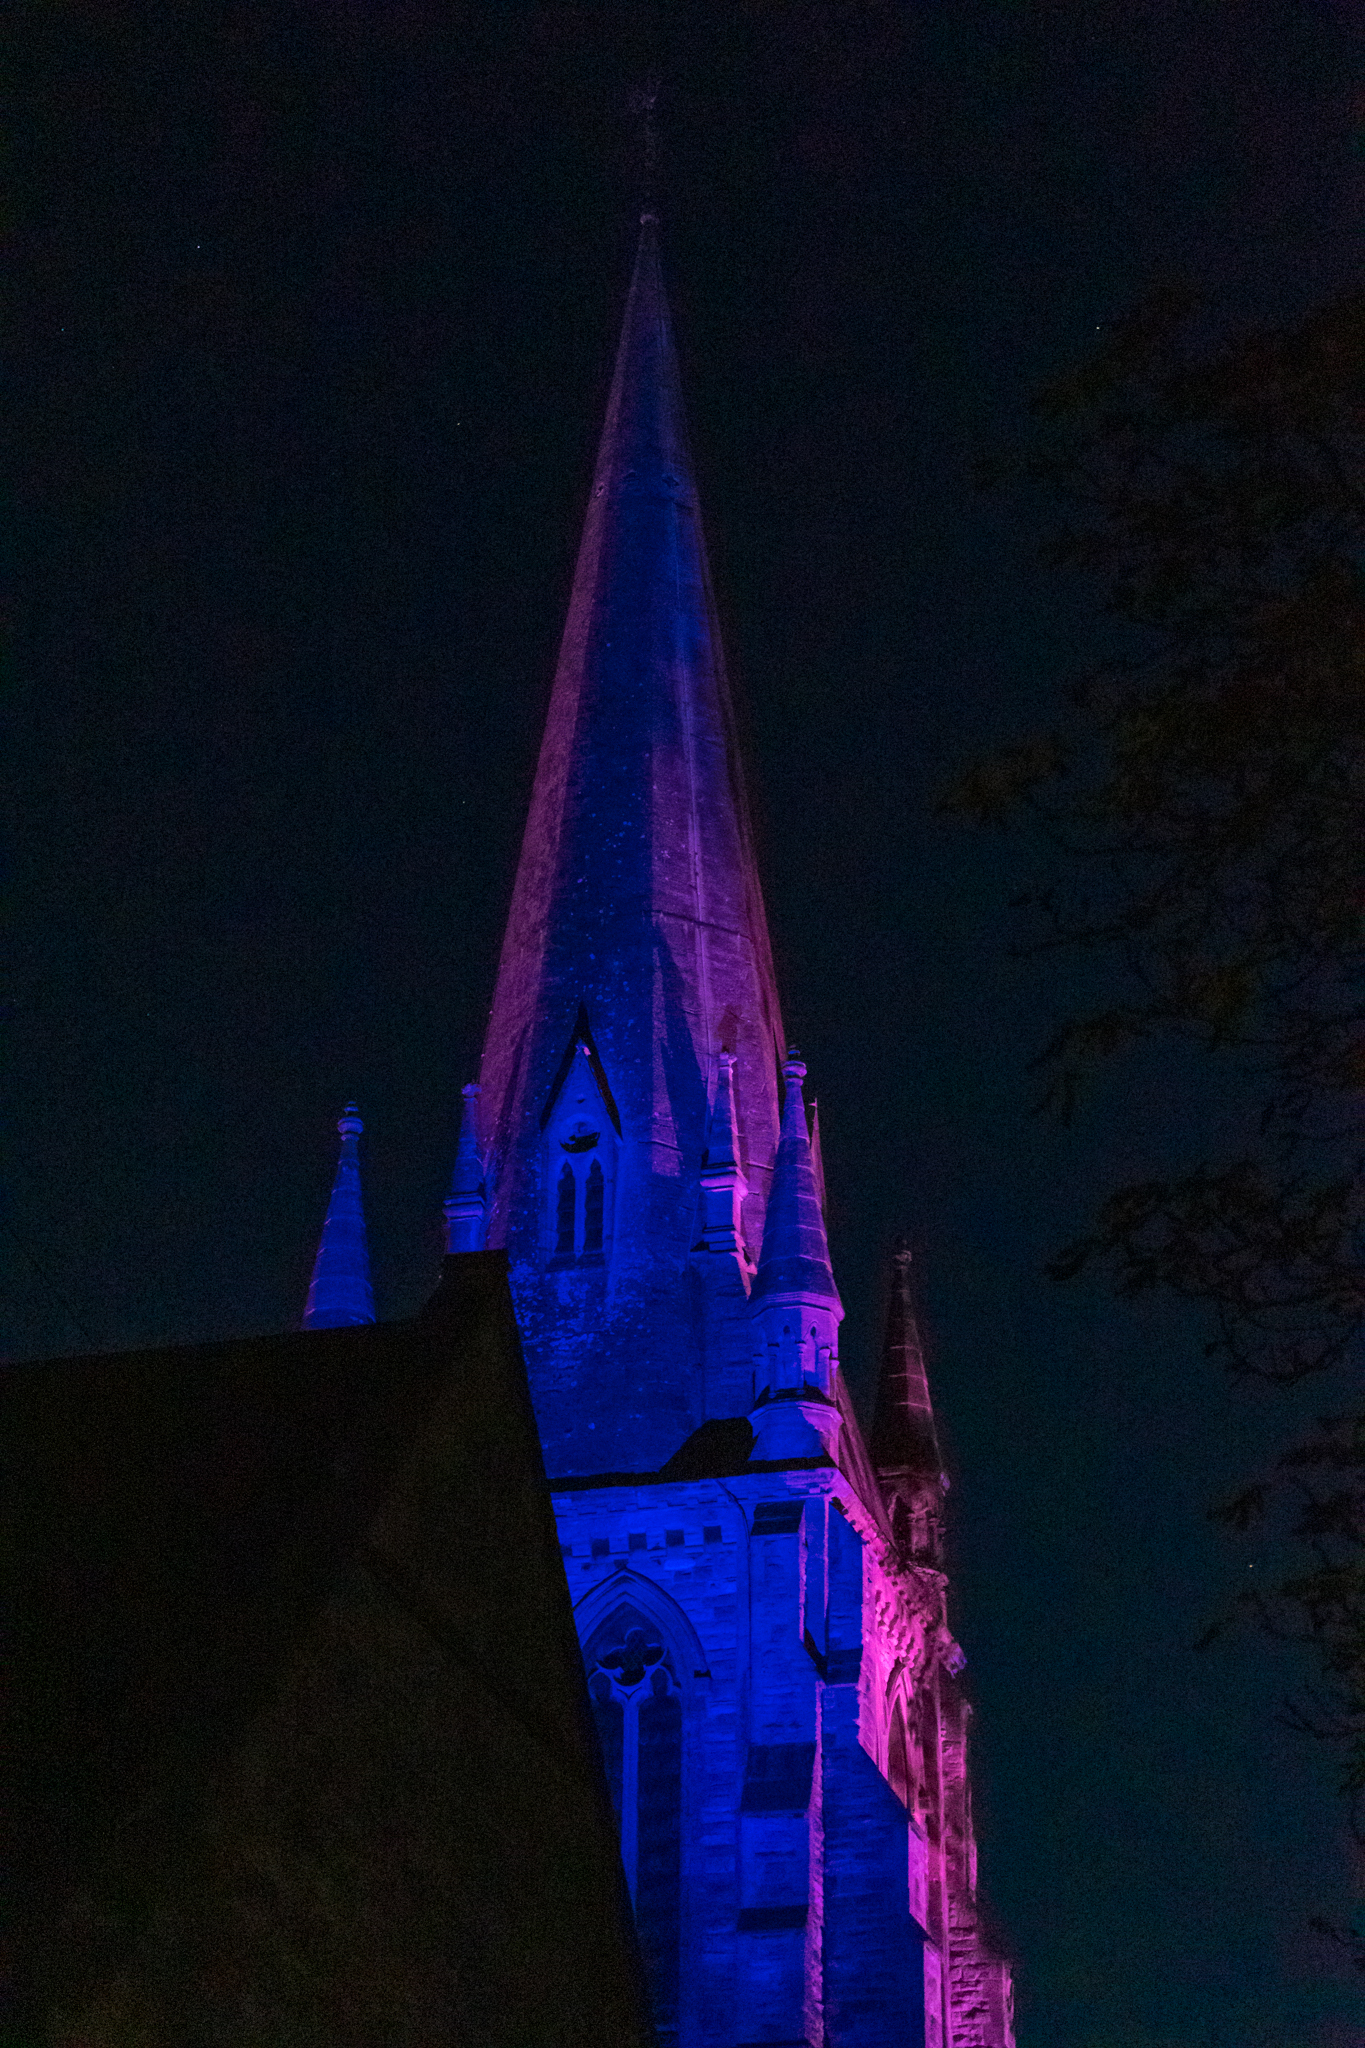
[443, 1083, 487, 1253]
[750, 1053, 841, 1323]
[872, 1240, 942, 1476]
[871, 1240, 945, 1560]
[474, 214, 785, 1474]
[747, 1052, 844, 1460]
[303, 1105, 375, 1330]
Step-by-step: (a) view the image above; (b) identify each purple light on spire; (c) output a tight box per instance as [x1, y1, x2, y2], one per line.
[747, 1052, 846, 1459]
[750, 1052, 842, 1315]
[303, 1104, 375, 1329]
[871, 1239, 943, 1481]
[469, 212, 789, 1472]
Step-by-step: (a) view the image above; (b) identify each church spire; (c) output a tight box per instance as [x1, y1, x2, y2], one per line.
[303, 1105, 375, 1330]
[871, 1241, 945, 1560]
[747, 1052, 844, 1459]
[750, 1053, 841, 1318]
[871, 1240, 941, 1477]
[475, 213, 785, 1474]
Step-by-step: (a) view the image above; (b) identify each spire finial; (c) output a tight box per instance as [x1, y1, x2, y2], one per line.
[631, 75, 661, 223]
[444, 1082, 487, 1254]
[303, 1102, 375, 1330]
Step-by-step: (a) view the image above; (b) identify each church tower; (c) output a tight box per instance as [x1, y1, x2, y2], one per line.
[459, 215, 1013, 2048]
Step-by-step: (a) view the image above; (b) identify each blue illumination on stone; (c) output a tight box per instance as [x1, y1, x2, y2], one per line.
[434, 215, 1015, 2048]
[302, 1104, 375, 1330]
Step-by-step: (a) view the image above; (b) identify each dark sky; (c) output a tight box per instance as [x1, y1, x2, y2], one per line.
[12, 4, 1365, 2042]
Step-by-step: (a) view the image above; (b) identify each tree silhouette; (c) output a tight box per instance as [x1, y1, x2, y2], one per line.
[950, 286, 1365, 1933]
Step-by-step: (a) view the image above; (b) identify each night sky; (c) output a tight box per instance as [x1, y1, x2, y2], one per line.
[12, 5, 1365, 2043]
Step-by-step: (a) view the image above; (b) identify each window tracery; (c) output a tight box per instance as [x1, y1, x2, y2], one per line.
[584, 1608, 682, 2044]
[542, 1043, 618, 1265]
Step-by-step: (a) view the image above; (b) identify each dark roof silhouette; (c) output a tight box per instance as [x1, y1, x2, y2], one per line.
[3, 1252, 651, 2047]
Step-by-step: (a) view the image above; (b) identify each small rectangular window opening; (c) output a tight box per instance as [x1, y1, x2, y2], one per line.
[665, 1528, 685, 1547]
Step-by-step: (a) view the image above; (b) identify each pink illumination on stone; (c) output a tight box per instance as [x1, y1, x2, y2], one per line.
[474, 214, 785, 1477]
[459, 214, 1014, 2046]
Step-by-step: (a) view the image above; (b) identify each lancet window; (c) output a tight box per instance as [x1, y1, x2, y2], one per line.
[887, 1701, 913, 1809]
[549, 1120, 613, 1263]
[584, 1605, 683, 2045]
[542, 1039, 618, 1266]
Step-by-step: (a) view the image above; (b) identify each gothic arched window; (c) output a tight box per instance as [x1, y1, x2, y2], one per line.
[542, 1037, 619, 1266]
[887, 1701, 912, 1809]
[585, 1607, 682, 2044]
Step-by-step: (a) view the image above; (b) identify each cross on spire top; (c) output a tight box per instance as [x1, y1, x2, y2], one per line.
[631, 75, 661, 222]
